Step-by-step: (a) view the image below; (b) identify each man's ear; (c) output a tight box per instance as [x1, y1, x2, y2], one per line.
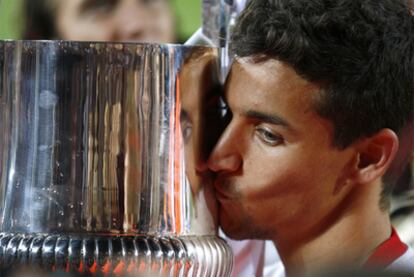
[352, 129, 399, 184]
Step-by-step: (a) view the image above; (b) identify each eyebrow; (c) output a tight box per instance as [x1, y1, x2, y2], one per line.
[79, 0, 118, 13]
[245, 110, 291, 128]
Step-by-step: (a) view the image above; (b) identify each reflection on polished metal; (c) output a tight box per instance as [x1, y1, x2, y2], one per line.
[202, 0, 247, 47]
[200, 0, 247, 81]
[0, 40, 232, 275]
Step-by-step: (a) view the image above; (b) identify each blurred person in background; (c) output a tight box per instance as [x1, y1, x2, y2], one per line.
[21, 0, 176, 43]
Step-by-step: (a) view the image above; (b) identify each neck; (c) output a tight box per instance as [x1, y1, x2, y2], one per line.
[274, 181, 391, 276]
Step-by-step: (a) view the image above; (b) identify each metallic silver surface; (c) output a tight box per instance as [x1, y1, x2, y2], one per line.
[0, 40, 232, 275]
[0, 40, 223, 237]
[200, 0, 248, 81]
[0, 233, 233, 275]
[202, 0, 232, 48]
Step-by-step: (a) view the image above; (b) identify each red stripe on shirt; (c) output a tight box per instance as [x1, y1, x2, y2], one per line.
[363, 228, 408, 268]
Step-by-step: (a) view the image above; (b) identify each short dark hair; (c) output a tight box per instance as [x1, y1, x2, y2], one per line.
[22, 0, 57, 39]
[231, 0, 414, 149]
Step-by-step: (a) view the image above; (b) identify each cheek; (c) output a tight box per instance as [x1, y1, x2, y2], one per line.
[73, 21, 113, 40]
[239, 147, 341, 217]
[149, 9, 175, 38]
[57, 7, 113, 41]
[240, 148, 313, 196]
[246, 143, 343, 190]
[239, 171, 329, 232]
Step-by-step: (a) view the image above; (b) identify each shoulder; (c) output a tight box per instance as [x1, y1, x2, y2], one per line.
[387, 245, 414, 272]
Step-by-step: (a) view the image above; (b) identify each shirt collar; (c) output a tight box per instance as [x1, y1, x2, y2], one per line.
[363, 227, 408, 268]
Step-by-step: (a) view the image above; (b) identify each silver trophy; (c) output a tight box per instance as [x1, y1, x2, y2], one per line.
[0, 1, 248, 276]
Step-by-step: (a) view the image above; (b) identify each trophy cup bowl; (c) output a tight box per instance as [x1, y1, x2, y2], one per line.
[0, 40, 232, 276]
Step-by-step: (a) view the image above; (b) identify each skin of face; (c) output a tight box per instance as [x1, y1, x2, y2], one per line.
[55, 0, 175, 42]
[207, 58, 360, 243]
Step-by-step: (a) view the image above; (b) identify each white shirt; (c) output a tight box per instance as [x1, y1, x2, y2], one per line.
[223, 236, 285, 277]
[225, 232, 414, 276]
[388, 246, 414, 272]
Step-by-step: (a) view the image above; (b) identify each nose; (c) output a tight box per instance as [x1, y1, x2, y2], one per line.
[113, 1, 147, 41]
[207, 124, 242, 173]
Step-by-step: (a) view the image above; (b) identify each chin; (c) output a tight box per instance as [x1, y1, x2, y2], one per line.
[220, 224, 248, 240]
[219, 210, 273, 241]
[219, 211, 251, 240]
[221, 223, 271, 241]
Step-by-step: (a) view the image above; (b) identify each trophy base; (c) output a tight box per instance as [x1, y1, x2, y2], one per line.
[0, 233, 233, 276]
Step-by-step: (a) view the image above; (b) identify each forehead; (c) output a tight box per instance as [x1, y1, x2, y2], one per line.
[226, 58, 321, 113]
[225, 58, 338, 140]
[56, 0, 168, 8]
